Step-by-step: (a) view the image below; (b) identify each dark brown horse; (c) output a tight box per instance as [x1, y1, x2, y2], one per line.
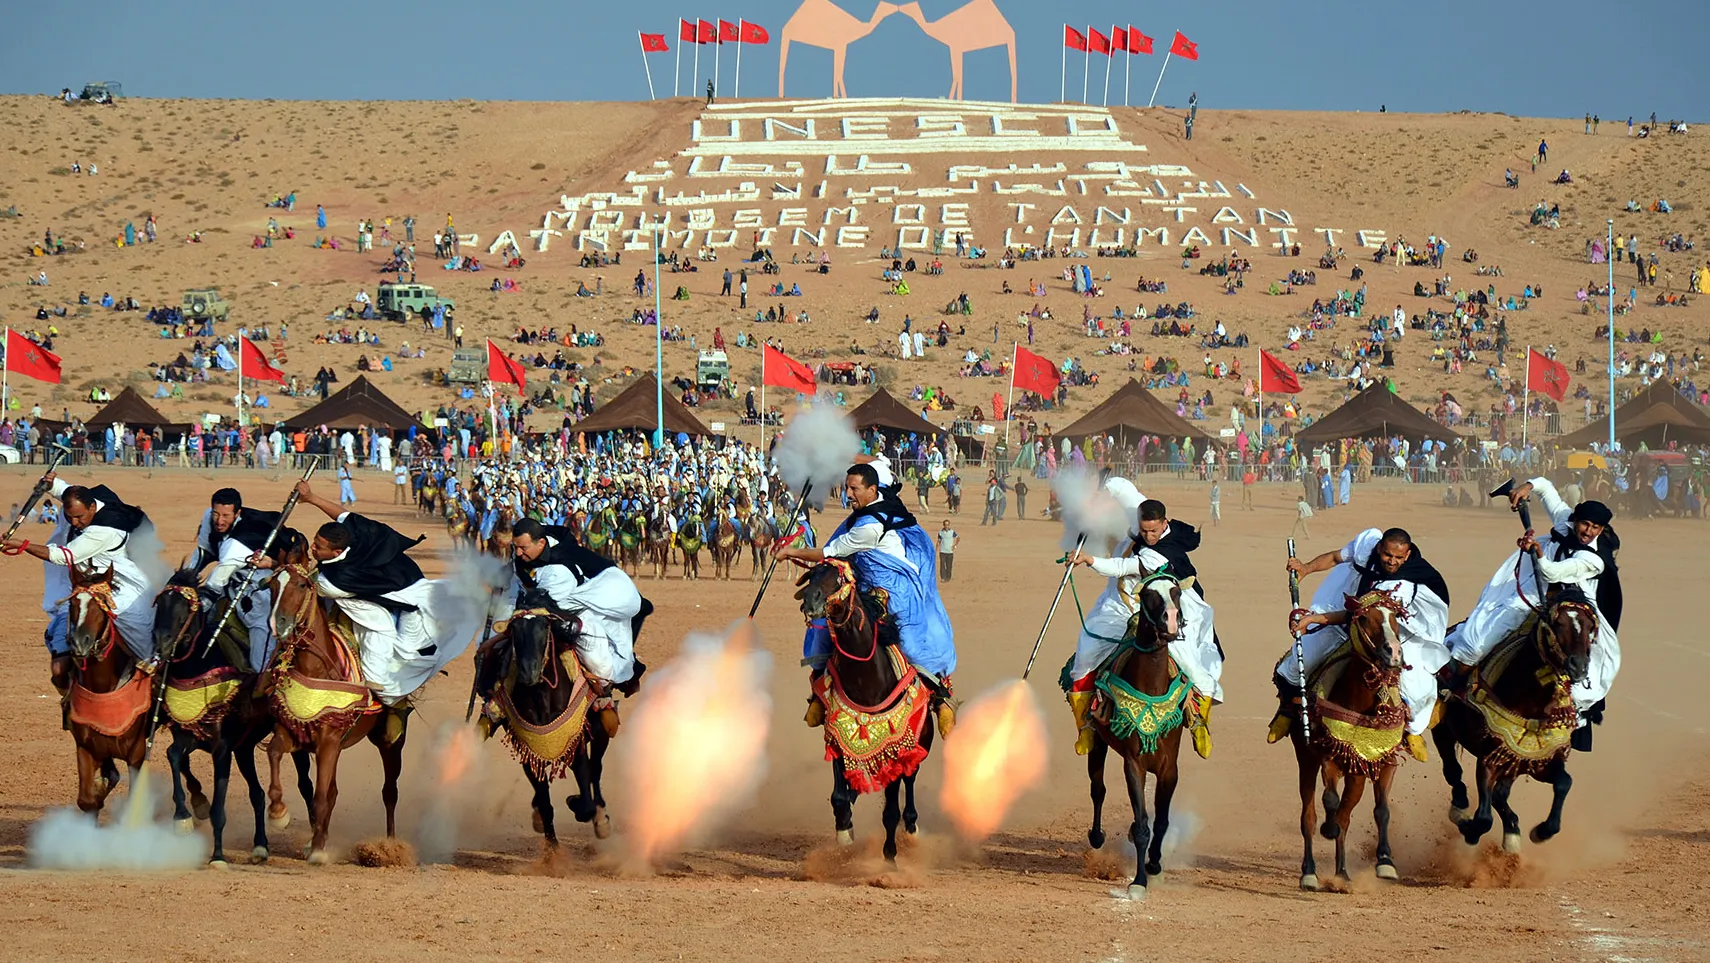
[153, 569, 313, 865]
[1432, 590, 1594, 852]
[677, 513, 704, 580]
[1289, 589, 1409, 890]
[476, 589, 613, 846]
[747, 509, 775, 580]
[645, 508, 673, 580]
[617, 513, 646, 577]
[64, 566, 151, 814]
[264, 560, 408, 864]
[795, 559, 934, 864]
[1085, 571, 1189, 902]
[711, 517, 741, 580]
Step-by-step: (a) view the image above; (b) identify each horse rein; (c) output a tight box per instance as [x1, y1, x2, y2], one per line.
[1128, 570, 1184, 653]
[504, 606, 578, 690]
[810, 559, 880, 663]
[158, 583, 206, 663]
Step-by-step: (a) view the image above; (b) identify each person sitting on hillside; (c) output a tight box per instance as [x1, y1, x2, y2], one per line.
[1553, 170, 1573, 185]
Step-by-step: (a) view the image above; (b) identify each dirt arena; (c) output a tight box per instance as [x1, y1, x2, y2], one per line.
[0, 467, 1703, 962]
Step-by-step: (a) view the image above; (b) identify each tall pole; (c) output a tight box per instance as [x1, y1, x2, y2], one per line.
[2, 325, 10, 417]
[1003, 341, 1018, 449]
[674, 22, 682, 97]
[735, 19, 744, 98]
[1606, 218, 1616, 451]
[1124, 38, 1132, 107]
[638, 34, 657, 100]
[1102, 25, 1114, 107]
[1148, 47, 1174, 108]
[1258, 347, 1264, 469]
[759, 380, 766, 453]
[1081, 25, 1091, 104]
[1522, 342, 1531, 452]
[654, 228, 665, 450]
[694, 28, 701, 99]
[1059, 25, 1067, 104]
[714, 20, 721, 99]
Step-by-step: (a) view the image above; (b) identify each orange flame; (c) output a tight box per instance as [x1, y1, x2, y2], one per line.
[622, 620, 773, 864]
[938, 679, 1049, 842]
[438, 726, 477, 787]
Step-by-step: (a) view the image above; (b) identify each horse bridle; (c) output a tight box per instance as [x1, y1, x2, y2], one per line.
[157, 583, 206, 662]
[1127, 570, 1183, 653]
[502, 606, 580, 689]
[806, 558, 880, 663]
[1346, 589, 1409, 670]
[66, 579, 125, 668]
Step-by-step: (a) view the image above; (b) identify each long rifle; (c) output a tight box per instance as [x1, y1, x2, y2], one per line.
[1489, 478, 1547, 603]
[199, 462, 318, 657]
[748, 479, 812, 619]
[1, 445, 71, 548]
[1287, 538, 1310, 740]
[1022, 534, 1088, 680]
[465, 614, 492, 723]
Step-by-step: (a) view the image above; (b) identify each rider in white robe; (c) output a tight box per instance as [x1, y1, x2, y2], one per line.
[1271, 527, 1451, 756]
[493, 520, 644, 686]
[194, 493, 282, 672]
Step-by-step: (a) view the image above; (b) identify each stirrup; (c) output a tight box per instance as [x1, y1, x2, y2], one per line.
[1191, 723, 1212, 760]
[1266, 711, 1293, 744]
[1405, 733, 1429, 763]
[934, 699, 956, 738]
[804, 695, 824, 728]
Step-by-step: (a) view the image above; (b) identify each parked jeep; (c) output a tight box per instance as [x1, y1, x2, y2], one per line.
[181, 287, 230, 322]
[377, 282, 454, 321]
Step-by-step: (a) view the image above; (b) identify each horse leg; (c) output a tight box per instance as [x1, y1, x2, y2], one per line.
[1087, 738, 1109, 849]
[902, 723, 931, 836]
[207, 739, 234, 866]
[1122, 755, 1151, 900]
[1457, 754, 1498, 845]
[166, 734, 195, 834]
[1530, 757, 1573, 844]
[881, 779, 903, 865]
[1293, 740, 1320, 890]
[1373, 765, 1398, 880]
[565, 737, 607, 837]
[183, 756, 212, 822]
[1332, 774, 1367, 883]
[293, 749, 315, 813]
[523, 765, 557, 846]
[830, 763, 856, 846]
[1434, 721, 1471, 822]
[306, 736, 340, 864]
[233, 732, 271, 862]
[376, 725, 405, 839]
[588, 724, 611, 836]
[265, 733, 293, 830]
[1319, 767, 1342, 840]
[1492, 775, 1523, 853]
[1147, 755, 1178, 878]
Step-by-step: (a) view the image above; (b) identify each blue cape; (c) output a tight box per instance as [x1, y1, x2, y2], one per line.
[824, 508, 956, 677]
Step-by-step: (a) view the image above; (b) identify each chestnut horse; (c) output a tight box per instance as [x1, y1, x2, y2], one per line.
[153, 569, 312, 864]
[795, 559, 935, 864]
[746, 509, 775, 579]
[64, 566, 150, 814]
[1432, 588, 1594, 853]
[1289, 589, 1409, 890]
[476, 589, 614, 846]
[264, 560, 409, 864]
[1085, 571, 1189, 902]
[645, 508, 674, 580]
[711, 517, 741, 581]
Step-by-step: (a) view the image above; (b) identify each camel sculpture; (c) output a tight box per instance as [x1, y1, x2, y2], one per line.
[778, 0, 899, 99]
[898, 1, 1017, 103]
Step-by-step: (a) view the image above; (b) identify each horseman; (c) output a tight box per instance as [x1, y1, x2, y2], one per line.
[1445, 480, 1620, 751]
[192, 487, 281, 672]
[773, 463, 957, 735]
[1062, 481, 1223, 759]
[4, 474, 160, 689]
[254, 480, 480, 704]
[1268, 527, 1451, 762]
[492, 518, 649, 696]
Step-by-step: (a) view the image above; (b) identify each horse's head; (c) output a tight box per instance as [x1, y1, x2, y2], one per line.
[269, 561, 319, 643]
[1345, 589, 1407, 674]
[794, 558, 857, 625]
[1126, 571, 1184, 648]
[1542, 589, 1598, 684]
[152, 569, 208, 659]
[506, 589, 578, 687]
[67, 566, 118, 661]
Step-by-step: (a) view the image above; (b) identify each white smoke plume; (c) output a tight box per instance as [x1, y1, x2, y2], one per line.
[1050, 466, 1135, 554]
[128, 520, 174, 597]
[27, 774, 205, 871]
[771, 403, 861, 510]
[619, 620, 773, 867]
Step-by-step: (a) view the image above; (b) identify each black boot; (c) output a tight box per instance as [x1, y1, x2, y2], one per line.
[1570, 724, 1593, 752]
[615, 659, 646, 697]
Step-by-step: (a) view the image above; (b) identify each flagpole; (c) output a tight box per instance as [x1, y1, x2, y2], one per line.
[759, 379, 766, 452]
[653, 228, 665, 450]
[1003, 341, 1018, 450]
[2, 326, 9, 417]
[1522, 343, 1531, 452]
[714, 19, 721, 98]
[735, 19, 744, 98]
[1124, 36, 1132, 107]
[1059, 25, 1066, 103]
[1082, 25, 1090, 104]
[1606, 218, 1616, 450]
[694, 28, 701, 99]
[639, 34, 657, 100]
[674, 22, 683, 97]
[1102, 25, 1114, 107]
[1148, 46, 1174, 108]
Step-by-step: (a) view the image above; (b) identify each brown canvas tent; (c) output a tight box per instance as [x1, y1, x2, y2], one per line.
[1057, 379, 1213, 442]
[1554, 380, 1710, 449]
[1294, 384, 1461, 445]
[284, 375, 420, 431]
[572, 373, 713, 437]
[848, 387, 940, 436]
[38, 386, 191, 436]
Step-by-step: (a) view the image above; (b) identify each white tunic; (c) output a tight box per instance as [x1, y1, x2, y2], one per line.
[47, 481, 157, 661]
[1071, 546, 1224, 703]
[493, 542, 643, 684]
[203, 524, 276, 672]
[1446, 477, 1619, 719]
[1274, 528, 1450, 736]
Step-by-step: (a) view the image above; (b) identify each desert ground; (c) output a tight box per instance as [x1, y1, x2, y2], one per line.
[0, 467, 1704, 963]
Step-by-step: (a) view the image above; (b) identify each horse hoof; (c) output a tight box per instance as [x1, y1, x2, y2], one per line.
[1145, 860, 1162, 877]
[191, 795, 212, 822]
[532, 810, 545, 834]
[307, 849, 330, 866]
[174, 818, 195, 836]
[1299, 874, 1319, 891]
[836, 829, 854, 847]
[1375, 863, 1399, 881]
[207, 859, 229, 871]
[1529, 825, 1555, 845]
[1124, 884, 1147, 902]
[251, 846, 270, 864]
[267, 811, 291, 831]
[1088, 829, 1106, 849]
[593, 810, 612, 840]
[1448, 806, 1471, 824]
[1502, 833, 1523, 854]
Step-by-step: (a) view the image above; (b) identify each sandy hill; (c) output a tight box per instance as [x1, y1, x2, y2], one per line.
[1, 94, 1705, 441]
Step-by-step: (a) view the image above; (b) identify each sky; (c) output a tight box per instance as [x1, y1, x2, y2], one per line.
[3, 0, 1702, 119]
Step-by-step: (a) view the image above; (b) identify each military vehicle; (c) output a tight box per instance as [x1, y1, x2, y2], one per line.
[181, 287, 230, 322]
[377, 281, 454, 321]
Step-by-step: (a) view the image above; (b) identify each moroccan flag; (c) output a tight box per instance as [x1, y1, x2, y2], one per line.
[1527, 349, 1571, 402]
[1170, 30, 1199, 60]
[762, 344, 815, 393]
[1259, 349, 1301, 394]
[679, 18, 696, 41]
[740, 21, 770, 44]
[696, 19, 716, 43]
[1012, 346, 1061, 395]
[1127, 27, 1154, 54]
[1112, 27, 1128, 52]
[239, 337, 284, 382]
[718, 19, 739, 42]
[4, 329, 61, 383]
[1063, 25, 1087, 51]
[640, 32, 669, 53]
[1088, 27, 1112, 55]
[486, 339, 527, 390]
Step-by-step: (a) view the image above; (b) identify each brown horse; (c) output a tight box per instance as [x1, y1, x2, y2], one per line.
[617, 513, 647, 577]
[417, 474, 441, 517]
[1432, 589, 1594, 852]
[795, 559, 934, 864]
[475, 588, 614, 846]
[1084, 571, 1189, 902]
[1289, 589, 1409, 890]
[646, 509, 673, 580]
[264, 560, 408, 864]
[677, 513, 704, 580]
[485, 506, 516, 560]
[711, 517, 741, 580]
[747, 509, 775, 580]
[63, 566, 151, 814]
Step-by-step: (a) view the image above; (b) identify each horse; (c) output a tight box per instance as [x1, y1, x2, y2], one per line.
[263, 559, 409, 864]
[62, 566, 151, 815]
[153, 568, 313, 865]
[747, 509, 775, 580]
[1289, 589, 1411, 890]
[617, 513, 646, 577]
[485, 505, 516, 560]
[446, 502, 473, 547]
[645, 509, 673, 580]
[417, 474, 442, 517]
[476, 589, 613, 845]
[1432, 588, 1594, 853]
[1083, 570, 1191, 902]
[795, 559, 934, 864]
[676, 513, 704, 580]
[583, 507, 617, 562]
[711, 516, 741, 581]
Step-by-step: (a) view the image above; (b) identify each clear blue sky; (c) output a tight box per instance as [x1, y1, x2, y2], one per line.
[3, 0, 1701, 119]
